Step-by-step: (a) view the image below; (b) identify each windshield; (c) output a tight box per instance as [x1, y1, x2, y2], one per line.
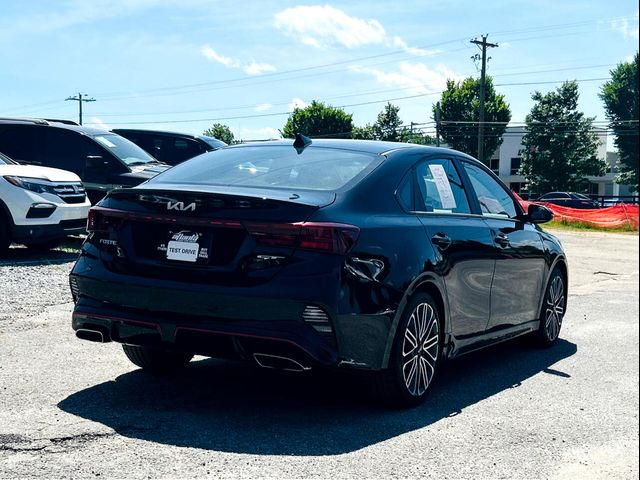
[0, 151, 15, 165]
[92, 134, 157, 166]
[150, 145, 378, 191]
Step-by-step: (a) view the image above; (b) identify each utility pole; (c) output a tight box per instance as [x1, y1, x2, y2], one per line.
[435, 102, 441, 147]
[65, 93, 95, 125]
[470, 35, 498, 163]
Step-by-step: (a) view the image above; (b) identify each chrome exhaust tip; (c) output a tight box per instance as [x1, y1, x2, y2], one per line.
[75, 328, 108, 343]
[253, 353, 311, 372]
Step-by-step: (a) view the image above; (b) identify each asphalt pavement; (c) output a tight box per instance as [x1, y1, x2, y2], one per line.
[0, 230, 638, 479]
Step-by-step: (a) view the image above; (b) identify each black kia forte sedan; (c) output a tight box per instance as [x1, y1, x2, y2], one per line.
[70, 136, 567, 407]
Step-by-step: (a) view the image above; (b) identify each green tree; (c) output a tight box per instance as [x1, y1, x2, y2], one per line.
[399, 129, 437, 145]
[282, 100, 353, 138]
[203, 123, 235, 144]
[374, 103, 402, 141]
[434, 77, 511, 160]
[351, 124, 375, 140]
[520, 81, 606, 193]
[600, 52, 639, 191]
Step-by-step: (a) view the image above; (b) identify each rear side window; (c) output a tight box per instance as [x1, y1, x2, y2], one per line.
[44, 129, 84, 174]
[0, 126, 40, 163]
[151, 145, 378, 191]
[462, 162, 517, 218]
[415, 159, 470, 214]
[168, 138, 203, 162]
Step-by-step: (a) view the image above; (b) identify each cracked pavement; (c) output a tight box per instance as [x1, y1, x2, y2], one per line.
[0, 230, 638, 479]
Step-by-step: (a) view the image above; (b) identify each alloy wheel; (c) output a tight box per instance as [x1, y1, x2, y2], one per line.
[544, 275, 565, 341]
[401, 302, 439, 397]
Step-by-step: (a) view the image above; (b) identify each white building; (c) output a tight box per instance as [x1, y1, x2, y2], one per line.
[487, 126, 633, 198]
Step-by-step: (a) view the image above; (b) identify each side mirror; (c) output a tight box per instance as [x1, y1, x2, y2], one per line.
[527, 203, 554, 224]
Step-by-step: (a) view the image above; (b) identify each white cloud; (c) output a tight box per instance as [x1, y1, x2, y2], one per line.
[349, 62, 462, 95]
[88, 117, 110, 130]
[233, 126, 282, 141]
[275, 5, 385, 49]
[391, 37, 440, 57]
[243, 61, 276, 76]
[200, 45, 275, 76]
[200, 45, 238, 67]
[288, 98, 307, 111]
[611, 11, 639, 39]
[254, 103, 273, 112]
[274, 5, 430, 57]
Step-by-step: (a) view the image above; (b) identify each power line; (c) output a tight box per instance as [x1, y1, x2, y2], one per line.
[83, 76, 613, 126]
[93, 38, 471, 100]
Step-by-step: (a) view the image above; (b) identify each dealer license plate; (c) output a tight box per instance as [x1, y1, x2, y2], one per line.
[166, 240, 199, 262]
[165, 230, 201, 262]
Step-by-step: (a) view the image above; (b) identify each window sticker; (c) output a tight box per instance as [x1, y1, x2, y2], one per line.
[428, 164, 457, 209]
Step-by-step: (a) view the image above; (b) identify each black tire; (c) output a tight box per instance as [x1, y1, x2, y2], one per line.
[0, 215, 11, 254]
[122, 344, 193, 372]
[370, 293, 443, 408]
[534, 268, 566, 347]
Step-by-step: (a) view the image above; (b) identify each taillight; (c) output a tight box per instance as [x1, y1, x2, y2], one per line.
[86, 208, 120, 233]
[245, 222, 359, 254]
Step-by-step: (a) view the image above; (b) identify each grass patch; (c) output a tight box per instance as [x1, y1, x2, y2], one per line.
[544, 218, 638, 233]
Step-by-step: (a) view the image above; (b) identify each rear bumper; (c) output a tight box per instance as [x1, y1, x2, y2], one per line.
[72, 298, 338, 367]
[70, 254, 396, 370]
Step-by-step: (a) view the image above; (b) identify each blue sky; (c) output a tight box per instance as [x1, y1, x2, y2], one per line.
[0, 0, 637, 147]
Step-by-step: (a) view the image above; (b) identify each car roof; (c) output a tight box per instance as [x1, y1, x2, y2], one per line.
[227, 138, 471, 158]
[112, 128, 204, 140]
[0, 117, 115, 136]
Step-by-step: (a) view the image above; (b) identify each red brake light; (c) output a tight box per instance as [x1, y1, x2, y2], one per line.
[245, 222, 359, 254]
[86, 207, 122, 233]
[86, 208, 104, 233]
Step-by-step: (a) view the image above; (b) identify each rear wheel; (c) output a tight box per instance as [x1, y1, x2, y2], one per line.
[370, 293, 443, 407]
[122, 344, 193, 372]
[535, 268, 566, 346]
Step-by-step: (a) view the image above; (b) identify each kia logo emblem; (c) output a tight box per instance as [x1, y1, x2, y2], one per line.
[167, 201, 196, 212]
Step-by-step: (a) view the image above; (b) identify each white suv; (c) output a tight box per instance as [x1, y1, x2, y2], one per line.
[0, 151, 90, 253]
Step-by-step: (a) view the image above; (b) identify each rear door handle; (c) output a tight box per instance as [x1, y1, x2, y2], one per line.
[495, 233, 510, 247]
[431, 233, 452, 250]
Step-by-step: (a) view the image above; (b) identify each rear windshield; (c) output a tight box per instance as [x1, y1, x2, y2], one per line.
[199, 136, 228, 150]
[149, 145, 378, 191]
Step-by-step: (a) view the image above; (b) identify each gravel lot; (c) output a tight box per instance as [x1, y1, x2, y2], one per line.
[0, 230, 638, 479]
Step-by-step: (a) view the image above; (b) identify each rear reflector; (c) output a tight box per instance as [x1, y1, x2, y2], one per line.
[245, 222, 359, 255]
[302, 305, 333, 334]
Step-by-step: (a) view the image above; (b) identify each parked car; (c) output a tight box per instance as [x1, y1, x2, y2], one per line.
[0, 150, 90, 253]
[112, 129, 227, 165]
[0, 118, 170, 204]
[536, 192, 600, 209]
[70, 137, 567, 407]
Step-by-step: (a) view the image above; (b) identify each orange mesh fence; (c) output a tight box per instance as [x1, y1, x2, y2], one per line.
[513, 192, 639, 230]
